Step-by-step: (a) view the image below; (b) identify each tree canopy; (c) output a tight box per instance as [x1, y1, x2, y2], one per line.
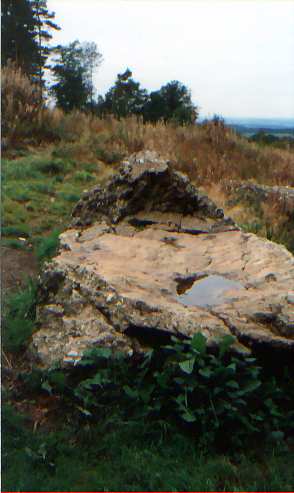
[97, 69, 148, 119]
[144, 81, 198, 124]
[2, 0, 198, 125]
[96, 70, 198, 125]
[51, 40, 103, 112]
[1, 0, 59, 87]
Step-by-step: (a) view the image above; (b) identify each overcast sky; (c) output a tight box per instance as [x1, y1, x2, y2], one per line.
[48, 0, 294, 119]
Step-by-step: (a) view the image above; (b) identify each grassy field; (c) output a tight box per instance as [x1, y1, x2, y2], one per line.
[1, 149, 114, 251]
[2, 117, 294, 491]
[3, 402, 294, 492]
[2, 114, 294, 251]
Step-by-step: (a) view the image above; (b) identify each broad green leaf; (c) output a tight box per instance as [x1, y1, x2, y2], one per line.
[270, 430, 285, 441]
[41, 381, 52, 394]
[123, 385, 138, 399]
[199, 367, 212, 378]
[243, 380, 261, 394]
[226, 380, 239, 389]
[227, 362, 236, 373]
[182, 412, 196, 423]
[95, 348, 112, 359]
[76, 405, 92, 417]
[179, 357, 195, 374]
[82, 373, 107, 389]
[219, 334, 235, 358]
[191, 333, 207, 354]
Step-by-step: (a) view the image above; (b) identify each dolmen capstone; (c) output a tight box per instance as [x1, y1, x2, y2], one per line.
[31, 151, 294, 367]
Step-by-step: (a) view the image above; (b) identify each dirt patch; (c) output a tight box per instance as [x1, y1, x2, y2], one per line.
[1, 247, 38, 293]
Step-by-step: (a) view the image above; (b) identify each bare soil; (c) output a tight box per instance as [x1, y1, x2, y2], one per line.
[1, 246, 38, 293]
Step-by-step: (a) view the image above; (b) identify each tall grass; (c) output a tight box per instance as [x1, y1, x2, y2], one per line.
[2, 63, 294, 186]
[7, 112, 294, 186]
[1, 62, 42, 146]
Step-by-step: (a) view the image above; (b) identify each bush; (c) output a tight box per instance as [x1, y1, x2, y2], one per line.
[34, 157, 72, 175]
[39, 334, 293, 447]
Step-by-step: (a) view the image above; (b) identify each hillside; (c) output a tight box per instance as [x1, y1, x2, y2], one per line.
[2, 113, 294, 491]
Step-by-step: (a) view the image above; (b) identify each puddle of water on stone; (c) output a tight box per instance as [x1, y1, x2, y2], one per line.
[176, 274, 244, 307]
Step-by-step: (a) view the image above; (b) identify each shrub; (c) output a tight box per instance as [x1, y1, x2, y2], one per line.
[40, 334, 294, 447]
[34, 157, 71, 175]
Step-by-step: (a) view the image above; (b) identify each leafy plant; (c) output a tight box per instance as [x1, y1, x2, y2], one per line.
[39, 334, 294, 447]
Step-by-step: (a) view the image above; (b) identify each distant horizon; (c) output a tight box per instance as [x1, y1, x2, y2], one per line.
[200, 116, 294, 124]
[48, 0, 294, 120]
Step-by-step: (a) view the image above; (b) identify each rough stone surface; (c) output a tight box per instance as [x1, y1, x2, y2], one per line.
[31, 151, 294, 367]
[225, 181, 294, 211]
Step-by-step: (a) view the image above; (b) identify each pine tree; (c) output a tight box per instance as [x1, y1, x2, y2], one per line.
[97, 69, 148, 119]
[1, 0, 59, 93]
[30, 0, 60, 90]
[1, 0, 38, 74]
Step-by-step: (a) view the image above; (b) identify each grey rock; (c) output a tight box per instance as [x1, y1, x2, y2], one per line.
[30, 151, 294, 368]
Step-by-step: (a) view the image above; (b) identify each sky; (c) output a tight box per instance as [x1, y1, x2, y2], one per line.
[47, 0, 294, 119]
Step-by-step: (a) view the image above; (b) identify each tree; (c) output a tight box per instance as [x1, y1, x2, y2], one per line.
[1, 0, 38, 74]
[51, 40, 103, 112]
[82, 42, 103, 107]
[97, 69, 148, 118]
[1, 0, 59, 91]
[144, 81, 198, 125]
[30, 0, 60, 90]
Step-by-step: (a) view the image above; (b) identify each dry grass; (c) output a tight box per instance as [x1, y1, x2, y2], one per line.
[204, 183, 294, 253]
[11, 112, 293, 186]
[2, 64, 294, 186]
[1, 62, 42, 146]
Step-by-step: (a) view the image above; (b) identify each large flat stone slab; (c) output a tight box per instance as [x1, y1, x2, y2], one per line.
[31, 152, 294, 367]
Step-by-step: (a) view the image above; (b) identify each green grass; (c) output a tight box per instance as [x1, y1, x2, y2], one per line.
[2, 146, 294, 491]
[73, 170, 95, 182]
[1, 150, 109, 245]
[34, 230, 61, 263]
[2, 224, 31, 237]
[1, 238, 29, 250]
[2, 404, 294, 492]
[2, 279, 37, 352]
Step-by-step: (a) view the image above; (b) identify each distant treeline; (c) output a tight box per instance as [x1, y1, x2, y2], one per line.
[1, 1, 197, 124]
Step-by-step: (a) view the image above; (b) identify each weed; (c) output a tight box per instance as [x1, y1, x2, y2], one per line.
[38, 335, 294, 448]
[74, 171, 95, 182]
[34, 230, 61, 263]
[2, 279, 37, 352]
